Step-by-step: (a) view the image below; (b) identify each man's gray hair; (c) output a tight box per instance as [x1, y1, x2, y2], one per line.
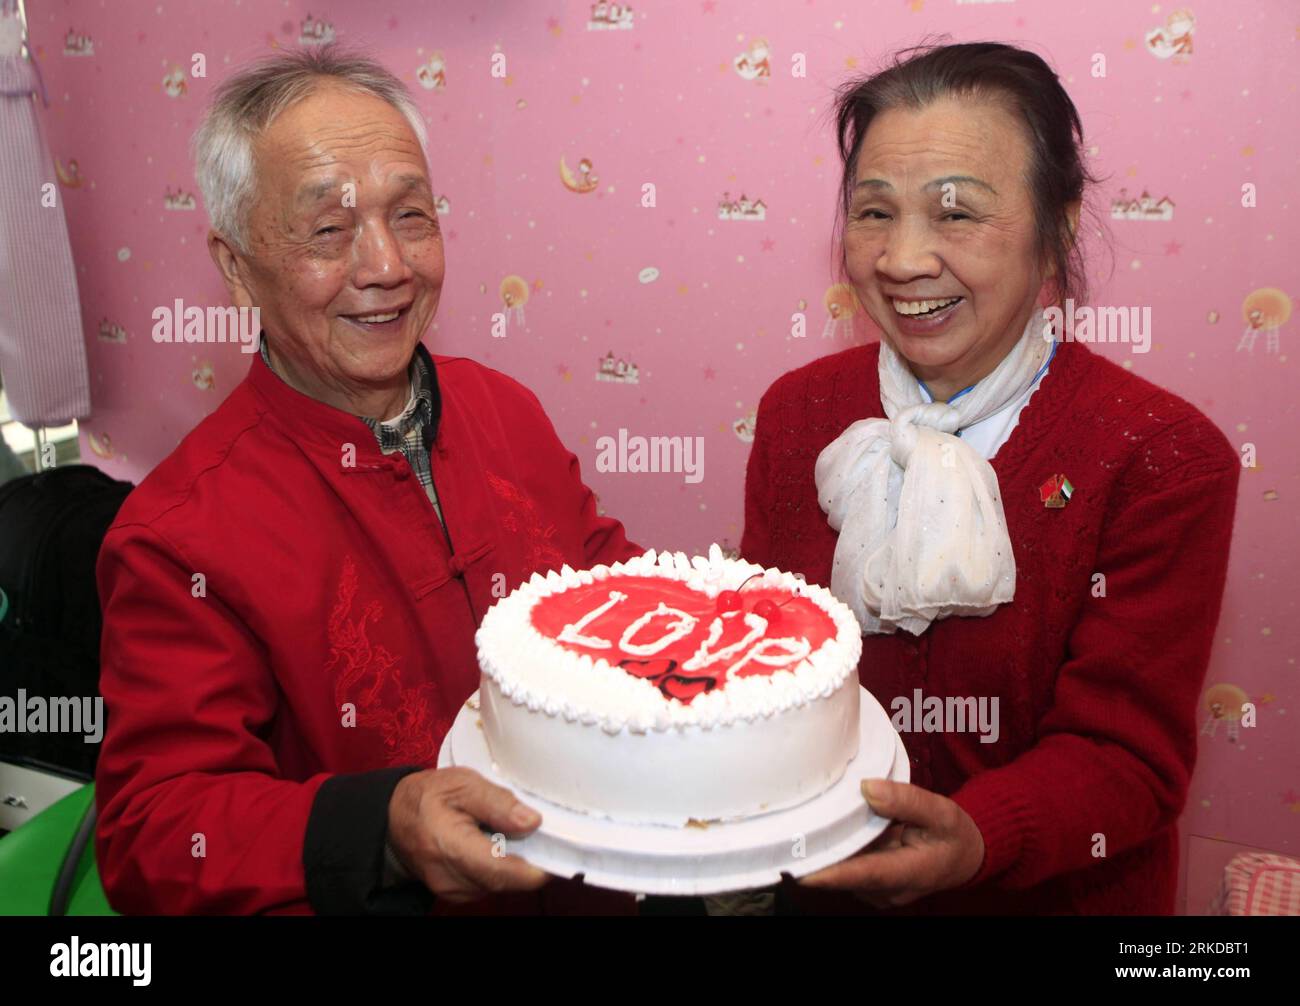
[192, 45, 429, 253]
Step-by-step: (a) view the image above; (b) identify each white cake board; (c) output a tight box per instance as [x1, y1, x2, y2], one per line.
[437, 686, 909, 897]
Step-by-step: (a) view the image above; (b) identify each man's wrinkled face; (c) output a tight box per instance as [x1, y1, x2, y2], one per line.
[219, 81, 443, 402]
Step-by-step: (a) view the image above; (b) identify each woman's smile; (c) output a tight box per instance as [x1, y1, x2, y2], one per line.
[889, 295, 966, 336]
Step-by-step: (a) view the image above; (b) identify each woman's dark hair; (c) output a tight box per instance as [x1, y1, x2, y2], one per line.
[833, 40, 1102, 306]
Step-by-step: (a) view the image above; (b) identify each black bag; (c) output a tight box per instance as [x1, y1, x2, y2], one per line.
[0, 464, 134, 778]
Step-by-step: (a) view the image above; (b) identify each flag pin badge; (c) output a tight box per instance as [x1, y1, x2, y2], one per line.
[1039, 473, 1074, 509]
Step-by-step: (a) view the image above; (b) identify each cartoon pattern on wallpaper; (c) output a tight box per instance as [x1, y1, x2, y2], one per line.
[732, 412, 755, 443]
[596, 351, 639, 384]
[162, 65, 187, 98]
[97, 319, 127, 344]
[163, 187, 197, 210]
[717, 192, 765, 220]
[1201, 683, 1253, 743]
[191, 360, 216, 391]
[1111, 188, 1175, 221]
[1237, 288, 1291, 355]
[86, 431, 118, 461]
[55, 157, 83, 187]
[416, 51, 445, 90]
[587, 2, 635, 32]
[299, 14, 336, 46]
[62, 28, 93, 56]
[733, 37, 771, 81]
[499, 275, 529, 331]
[822, 284, 859, 340]
[559, 156, 599, 193]
[1146, 9, 1195, 61]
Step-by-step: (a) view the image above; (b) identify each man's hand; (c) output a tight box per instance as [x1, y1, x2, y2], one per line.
[798, 779, 985, 908]
[387, 766, 550, 902]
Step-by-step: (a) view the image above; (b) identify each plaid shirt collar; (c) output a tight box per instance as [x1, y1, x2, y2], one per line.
[257, 334, 442, 447]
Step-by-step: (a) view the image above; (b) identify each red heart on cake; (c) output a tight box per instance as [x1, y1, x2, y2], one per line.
[619, 660, 716, 702]
[531, 576, 837, 704]
[616, 657, 678, 681]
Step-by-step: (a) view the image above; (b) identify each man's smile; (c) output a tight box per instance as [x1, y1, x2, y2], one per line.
[338, 303, 412, 333]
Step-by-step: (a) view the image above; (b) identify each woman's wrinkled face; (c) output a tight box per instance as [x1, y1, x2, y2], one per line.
[221, 81, 443, 402]
[843, 96, 1047, 387]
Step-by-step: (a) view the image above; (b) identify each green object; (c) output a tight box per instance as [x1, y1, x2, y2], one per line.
[0, 783, 117, 915]
[0, 585, 8, 624]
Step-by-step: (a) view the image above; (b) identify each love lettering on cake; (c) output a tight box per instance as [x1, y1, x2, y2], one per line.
[529, 576, 837, 703]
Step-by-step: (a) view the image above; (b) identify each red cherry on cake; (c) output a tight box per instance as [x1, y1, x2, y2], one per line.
[716, 572, 763, 613]
[715, 590, 744, 613]
[752, 599, 781, 624]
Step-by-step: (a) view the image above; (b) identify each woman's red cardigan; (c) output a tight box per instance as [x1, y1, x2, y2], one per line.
[741, 339, 1240, 914]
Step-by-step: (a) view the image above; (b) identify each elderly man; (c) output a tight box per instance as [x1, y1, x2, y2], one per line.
[94, 47, 640, 914]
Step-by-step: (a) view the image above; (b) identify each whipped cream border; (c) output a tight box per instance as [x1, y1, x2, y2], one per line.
[475, 544, 863, 734]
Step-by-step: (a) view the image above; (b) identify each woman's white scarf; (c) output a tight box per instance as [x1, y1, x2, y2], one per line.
[814, 309, 1052, 635]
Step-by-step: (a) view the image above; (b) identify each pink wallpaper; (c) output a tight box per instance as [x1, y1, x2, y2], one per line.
[25, 1, 1299, 896]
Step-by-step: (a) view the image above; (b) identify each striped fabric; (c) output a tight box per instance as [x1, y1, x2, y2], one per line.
[355, 352, 442, 522]
[0, 36, 90, 427]
[1212, 853, 1300, 916]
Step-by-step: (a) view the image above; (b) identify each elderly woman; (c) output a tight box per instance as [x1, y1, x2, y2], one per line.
[742, 43, 1239, 914]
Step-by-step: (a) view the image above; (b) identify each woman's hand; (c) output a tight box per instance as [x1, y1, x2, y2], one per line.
[799, 779, 985, 908]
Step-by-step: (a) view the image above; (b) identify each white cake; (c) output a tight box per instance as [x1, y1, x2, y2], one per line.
[475, 546, 862, 826]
